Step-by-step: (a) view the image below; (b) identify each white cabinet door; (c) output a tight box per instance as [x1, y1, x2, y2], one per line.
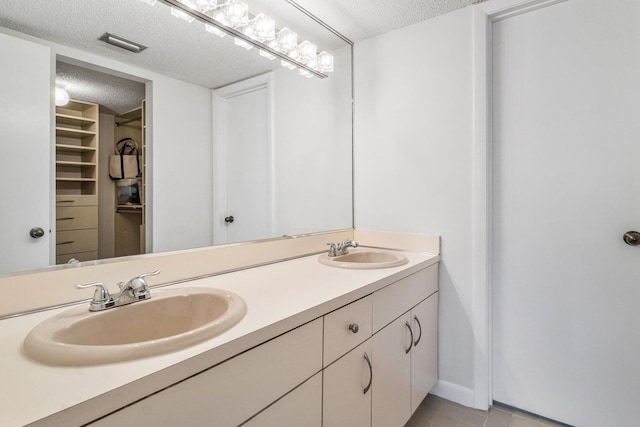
[89, 319, 322, 427]
[244, 373, 322, 427]
[323, 340, 373, 427]
[371, 312, 412, 427]
[410, 293, 438, 413]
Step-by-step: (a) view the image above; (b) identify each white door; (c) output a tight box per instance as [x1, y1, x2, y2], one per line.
[492, 1, 640, 426]
[213, 74, 273, 245]
[0, 32, 51, 274]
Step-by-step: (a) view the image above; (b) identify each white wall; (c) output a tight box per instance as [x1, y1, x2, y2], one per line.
[273, 45, 353, 236]
[150, 77, 213, 252]
[354, 7, 476, 400]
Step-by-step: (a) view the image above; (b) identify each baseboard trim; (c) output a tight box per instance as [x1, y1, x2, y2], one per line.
[431, 380, 475, 408]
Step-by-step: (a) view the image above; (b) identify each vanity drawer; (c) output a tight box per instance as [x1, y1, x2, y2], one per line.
[324, 295, 372, 367]
[56, 228, 98, 255]
[372, 264, 438, 332]
[55, 194, 97, 206]
[56, 206, 97, 230]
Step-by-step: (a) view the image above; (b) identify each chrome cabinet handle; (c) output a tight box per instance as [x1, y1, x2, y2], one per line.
[363, 352, 372, 394]
[348, 323, 359, 334]
[623, 231, 640, 246]
[224, 216, 234, 223]
[413, 315, 422, 347]
[405, 321, 414, 354]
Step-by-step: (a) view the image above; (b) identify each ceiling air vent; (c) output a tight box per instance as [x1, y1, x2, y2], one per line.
[99, 33, 147, 53]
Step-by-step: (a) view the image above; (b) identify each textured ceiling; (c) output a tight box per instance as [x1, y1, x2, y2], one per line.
[0, 0, 479, 108]
[57, 61, 145, 115]
[291, 0, 479, 42]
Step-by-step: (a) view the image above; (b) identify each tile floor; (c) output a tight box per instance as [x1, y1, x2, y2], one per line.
[405, 395, 570, 427]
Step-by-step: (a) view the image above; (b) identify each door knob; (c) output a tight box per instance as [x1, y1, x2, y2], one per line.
[224, 216, 234, 224]
[30, 227, 45, 238]
[623, 231, 640, 246]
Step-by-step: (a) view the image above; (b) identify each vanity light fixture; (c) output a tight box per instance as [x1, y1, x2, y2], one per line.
[99, 33, 148, 53]
[151, 0, 333, 78]
[54, 84, 70, 106]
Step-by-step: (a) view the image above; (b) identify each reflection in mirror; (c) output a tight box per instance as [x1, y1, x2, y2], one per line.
[0, 0, 353, 276]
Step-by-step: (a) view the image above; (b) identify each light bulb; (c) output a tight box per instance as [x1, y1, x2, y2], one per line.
[297, 40, 317, 64]
[316, 51, 334, 72]
[250, 13, 275, 42]
[222, 0, 249, 28]
[277, 27, 297, 52]
[55, 86, 70, 106]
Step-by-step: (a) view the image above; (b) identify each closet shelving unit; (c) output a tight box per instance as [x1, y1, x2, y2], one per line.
[55, 99, 99, 264]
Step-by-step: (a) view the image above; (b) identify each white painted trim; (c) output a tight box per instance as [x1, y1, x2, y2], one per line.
[470, 0, 567, 410]
[212, 73, 275, 245]
[471, 4, 490, 411]
[432, 380, 475, 408]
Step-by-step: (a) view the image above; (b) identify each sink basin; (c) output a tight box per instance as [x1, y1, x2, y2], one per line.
[23, 287, 247, 366]
[318, 248, 409, 269]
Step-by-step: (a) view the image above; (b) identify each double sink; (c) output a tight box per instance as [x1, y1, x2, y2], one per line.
[23, 246, 408, 366]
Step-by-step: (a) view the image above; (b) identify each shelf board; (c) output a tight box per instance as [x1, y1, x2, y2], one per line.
[56, 127, 96, 138]
[56, 113, 96, 127]
[56, 177, 97, 182]
[56, 144, 96, 153]
[56, 161, 97, 168]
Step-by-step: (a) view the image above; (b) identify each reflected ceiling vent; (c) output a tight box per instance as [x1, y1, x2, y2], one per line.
[99, 33, 147, 53]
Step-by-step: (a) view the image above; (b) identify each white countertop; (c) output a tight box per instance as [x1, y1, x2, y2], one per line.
[0, 249, 438, 427]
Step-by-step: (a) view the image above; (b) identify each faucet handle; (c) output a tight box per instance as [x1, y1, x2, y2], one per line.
[125, 270, 160, 300]
[138, 270, 160, 281]
[75, 282, 115, 311]
[327, 243, 338, 257]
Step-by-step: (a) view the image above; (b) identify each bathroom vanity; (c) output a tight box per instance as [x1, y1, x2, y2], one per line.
[0, 231, 439, 427]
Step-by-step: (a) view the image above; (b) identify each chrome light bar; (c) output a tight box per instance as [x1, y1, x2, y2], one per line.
[158, 0, 328, 78]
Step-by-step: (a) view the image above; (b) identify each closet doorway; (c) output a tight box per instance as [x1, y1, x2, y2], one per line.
[55, 60, 148, 263]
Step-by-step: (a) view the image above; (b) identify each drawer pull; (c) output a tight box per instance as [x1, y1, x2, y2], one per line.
[363, 352, 372, 394]
[56, 240, 75, 245]
[57, 217, 75, 221]
[348, 323, 359, 334]
[56, 200, 75, 203]
[413, 315, 422, 347]
[405, 322, 414, 354]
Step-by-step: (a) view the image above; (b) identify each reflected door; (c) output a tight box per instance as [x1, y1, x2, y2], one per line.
[213, 74, 274, 245]
[0, 32, 51, 274]
[492, 1, 640, 426]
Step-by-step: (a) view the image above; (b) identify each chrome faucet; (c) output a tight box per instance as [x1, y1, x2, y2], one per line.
[327, 240, 359, 257]
[75, 270, 160, 312]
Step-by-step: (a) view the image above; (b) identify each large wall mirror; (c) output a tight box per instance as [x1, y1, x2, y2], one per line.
[0, 0, 353, 276]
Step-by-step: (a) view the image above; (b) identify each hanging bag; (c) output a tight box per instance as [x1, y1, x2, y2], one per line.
[109, 138, 142, 180]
